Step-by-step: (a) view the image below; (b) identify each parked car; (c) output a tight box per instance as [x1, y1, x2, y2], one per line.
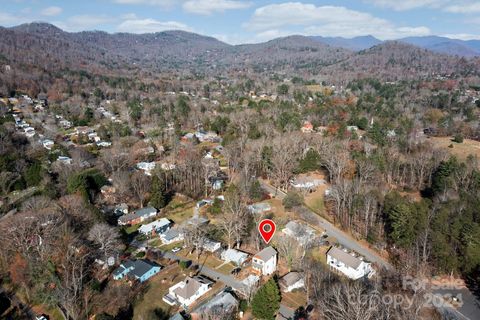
[171, 247, 181, 253]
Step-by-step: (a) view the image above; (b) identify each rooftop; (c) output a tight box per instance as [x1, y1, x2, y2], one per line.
[255, 246, 277, 261]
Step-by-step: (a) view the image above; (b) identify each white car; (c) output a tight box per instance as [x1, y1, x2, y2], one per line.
[171, 247, 181, 253]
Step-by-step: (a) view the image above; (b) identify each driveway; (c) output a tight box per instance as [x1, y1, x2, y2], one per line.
[259, 181, 393, 270]
[163, 251, 295, 318]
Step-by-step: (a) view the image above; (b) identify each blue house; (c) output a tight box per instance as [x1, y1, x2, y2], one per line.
[113, 259, 162, 283]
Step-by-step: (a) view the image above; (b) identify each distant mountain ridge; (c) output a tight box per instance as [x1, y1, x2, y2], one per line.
[0, 22, 478, 90]
[310, 35, 480, 57]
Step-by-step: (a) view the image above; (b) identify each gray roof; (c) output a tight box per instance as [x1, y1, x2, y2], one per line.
[129, 260, 160, 278]
[118, 206, 157, 223]
[280, 272, 303, 287]
[327, 247, 363, 269]
[173, 276, 206, 300]
[162, 228, 181, 241]
[195, 291, 238, 314]
[255, 246, 277, 262]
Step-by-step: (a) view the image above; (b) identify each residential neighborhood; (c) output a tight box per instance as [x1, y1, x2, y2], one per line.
[2, 9, 480, 320]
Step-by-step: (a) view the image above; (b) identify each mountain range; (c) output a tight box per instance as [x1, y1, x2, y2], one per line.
[310, 35, 480, 57]
[0, 22, 479, 94]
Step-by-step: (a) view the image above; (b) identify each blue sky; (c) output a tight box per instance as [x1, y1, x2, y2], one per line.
[1, 0, 480, 44]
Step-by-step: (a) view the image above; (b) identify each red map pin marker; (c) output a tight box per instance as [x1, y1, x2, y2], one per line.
[258, 219, 276, 244]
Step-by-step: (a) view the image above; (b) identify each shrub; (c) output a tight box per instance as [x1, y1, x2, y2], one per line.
[453, 134, 464, 143]
[282, 191, 304, 209]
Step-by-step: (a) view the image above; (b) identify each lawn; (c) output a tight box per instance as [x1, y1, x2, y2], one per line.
[178, 251, 235, 274]
[430, 136, 480, 162]
[164, 196, 195, 225]
[133, 265, 184, 320]
[281, 290, 307, 310]
[304, 185, 328, 216]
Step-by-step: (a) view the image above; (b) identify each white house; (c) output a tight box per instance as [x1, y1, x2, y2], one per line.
[326, 246, 373, 280]
[247, 202, 272, 215]
[138, 218, 171, 236]
[164, 276, 213, 307]
[290, 177, 325, 190]
[136, 162, 156, 176]
[282, 220, 319, 245]
[252, 246, 277, 276]
[41, 139, 54, 150]
[280, 272, 305, 292]
[57, 156, 72, 165]
[160, 228, 184, 244]
[221, 248, 249, 266]
[202, 238, 222, 252]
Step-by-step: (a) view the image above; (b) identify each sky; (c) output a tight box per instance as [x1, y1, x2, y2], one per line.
[1, 0, 480, 44]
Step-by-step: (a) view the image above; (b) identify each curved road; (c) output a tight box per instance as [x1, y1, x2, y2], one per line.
[259, 181, 393, 270]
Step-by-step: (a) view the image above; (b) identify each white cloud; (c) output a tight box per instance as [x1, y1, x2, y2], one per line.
[182, 0, 251, 15]
[244, 3, 431, 40]
[117, 18, 191, 33]
[445, 2, 480, 13]
[366, 0, 480, 13]
[442, 33, 480, 40]
[364, 0, 446, 11]
[0, 12, 31, 26]
[59, 15, 115, 32]
[41, 6, 63, 17]
[113, 0, 176, 6]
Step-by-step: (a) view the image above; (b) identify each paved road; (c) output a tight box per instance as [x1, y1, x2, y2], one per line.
[433, 289, 480, 320]
[259, 181, 393, 270]
[163, 251, 296, 318]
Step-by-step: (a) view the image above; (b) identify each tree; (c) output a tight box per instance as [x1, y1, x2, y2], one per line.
[131, 171, 150, 208]
[150, 175, 168, 209]
[283, 191, 304, 210]
[219, 185, 249, 248]
[88, 223, 121, 262]
[453, 133, 464, 143]
[277, 84, 289, 95]
[251, 278, 281, 320]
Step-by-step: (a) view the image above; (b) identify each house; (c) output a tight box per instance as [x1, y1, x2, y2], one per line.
[282, 220, 319, 245]
[59, 120, 72, 129]
[164, 276, 213, 307]
[252, 246, 277, 276]
[280, 272, 305, 292]
[347, 126, 358, 132]
[117, 207, 157, 226]
[326, 246, 373, 280]
[114, 203, 129, 216]
[41, 139, 54, 150]
[290, 177, 325, 191]
[221, 248, 249, 266]
[247, 202, 272, 215]
[57, 156, 72, 165]
[75, 126, 93, 135]
[97, 141, 112, 147]
[187, 216, 209, 226]
[191, 290, 239, 319]
[136, 162, 156, 176]
[202, 238, 222, 252]
[138, 218, 172, 236]
[160, 228, 184, 244]
[113, 259, 161, 283]
[301, 121, 314, 133]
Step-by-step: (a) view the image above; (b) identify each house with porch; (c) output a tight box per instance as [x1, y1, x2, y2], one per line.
[252, 246, 277, 276]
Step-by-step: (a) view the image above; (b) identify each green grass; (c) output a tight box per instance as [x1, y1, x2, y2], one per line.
[133, 266, 182, 319]
[123, 224, 140, 235]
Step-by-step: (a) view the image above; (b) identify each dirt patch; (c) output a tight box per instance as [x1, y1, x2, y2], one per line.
[430, 137, 480, 163]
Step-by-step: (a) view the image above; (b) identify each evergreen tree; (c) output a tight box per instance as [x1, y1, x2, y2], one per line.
[150, 175, 167, 209]
[251, 278, 281, 320]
